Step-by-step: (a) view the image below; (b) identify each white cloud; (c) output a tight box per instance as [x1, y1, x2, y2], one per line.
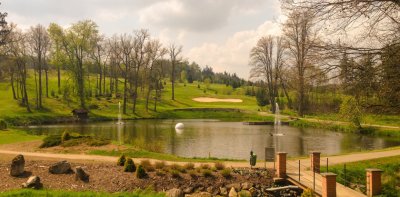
[186, 20, 281, 79]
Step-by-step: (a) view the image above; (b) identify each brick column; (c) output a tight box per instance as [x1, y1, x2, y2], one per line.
[321, 172, 337, 197]
[310, 151, 321, 173]
[366, 169, 383, 197]
[276, 152, 287, 178]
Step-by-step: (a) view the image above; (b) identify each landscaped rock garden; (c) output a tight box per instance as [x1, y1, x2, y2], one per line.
[0, 154, 304, 196]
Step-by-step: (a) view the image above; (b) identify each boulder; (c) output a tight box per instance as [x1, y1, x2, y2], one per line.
[241, 182, 253, 190]
[21, 176, 41, 189]
[10, 154, 25, 177]
[166, 188, 184, 197]
[228, 187, 238, 197]
[238, 190, 251, 197]
[75, 166, 89, 182]
[183, 187, 194, 194]
[49, 160, 72, 174]
[219, 187, 228, 196]
[226, 183, 241, 191]
[189, 192, 212, 197]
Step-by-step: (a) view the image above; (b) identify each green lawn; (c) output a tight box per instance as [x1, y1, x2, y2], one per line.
[0, 189, 164, 197]
[0, 129, 43, 145]
[321, 156, 400, 196]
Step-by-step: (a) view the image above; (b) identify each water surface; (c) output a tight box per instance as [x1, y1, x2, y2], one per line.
[25, 119, 400, 159]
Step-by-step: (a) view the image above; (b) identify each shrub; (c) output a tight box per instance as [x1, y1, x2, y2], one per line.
[202, 169, 213, 177]
[86, 138, 110, 146]
[124, 158, 136, 172]
[140, 160, 155, 172]
[154, 161, 166, 169]
[155, 170, 165, 176]
[184, 163, 195, 170]
[61, 131, 70, 143]
[40, 135, 62, 148]
[214, 162, 225, 170]
[301, 188, 315, 197]
[117, 155, 126, 166]
[188, 170, 197, 178]
[0, 119, 7, 130]
[170, 170, 180, 178]
[221, 168, 232, 178]
[136, 165, 147, 179]
[238, 191, 251, 197]
[169, 164, 182, 171]
[200, 164, 210, 169]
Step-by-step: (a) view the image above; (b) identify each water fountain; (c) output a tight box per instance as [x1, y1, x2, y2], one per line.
[116, 102, 123, 125]
[272, 103, 284, 136]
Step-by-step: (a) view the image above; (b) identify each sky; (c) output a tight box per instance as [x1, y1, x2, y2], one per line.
[2, 0, 284, 79]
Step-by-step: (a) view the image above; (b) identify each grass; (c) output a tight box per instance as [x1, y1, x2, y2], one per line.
[89, 149, 244, 162]
[320, 155, 400, 196]
[40, 133, 110, 148]
[0, 129, 43, 145]
[0, 189, 164, 197]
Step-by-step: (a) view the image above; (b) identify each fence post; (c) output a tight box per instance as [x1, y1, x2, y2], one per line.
[366, 168, 383, 197]
[310, 151, 321, 173]
[276, 152, 287, 178]
[298, 160, 300, 181]
[321, 172, 337, 197]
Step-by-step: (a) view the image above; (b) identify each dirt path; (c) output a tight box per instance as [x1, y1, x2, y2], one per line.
[1, 147, 399, 168]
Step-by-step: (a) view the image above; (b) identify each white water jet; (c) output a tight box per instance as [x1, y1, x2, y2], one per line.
[116, 102, 124, 124]
[274, 102, 281, 126]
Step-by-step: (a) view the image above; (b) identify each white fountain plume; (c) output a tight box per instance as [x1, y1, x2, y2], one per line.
[272, 102, 284, 136]
[117, 101, 123, 124]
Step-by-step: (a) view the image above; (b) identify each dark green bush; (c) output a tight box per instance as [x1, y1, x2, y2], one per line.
[61, 131, 70, 143]
[124, 158, 136, 172]
[202, 169, 213, 177]
[117, 155, 126, 166]
[136, 165, 147, 179]
[221, 168, 231, 178]
[40, 135, 62, 148]
[0, 119, 7, 130]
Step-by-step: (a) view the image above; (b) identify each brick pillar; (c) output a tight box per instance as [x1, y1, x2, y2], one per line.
[276, 152, 287, 178]
[310, 151, 321, 173]
[366, 169, 383, 197]
[321, 172, 337, 197]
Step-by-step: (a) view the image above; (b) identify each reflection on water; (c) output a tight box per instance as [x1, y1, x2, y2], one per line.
[25, 119, 400, 159]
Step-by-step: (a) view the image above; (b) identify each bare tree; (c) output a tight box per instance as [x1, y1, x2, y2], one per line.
[28, 24, 50, 109]
[283, 9, 319, 116]
[169, 43, 182, 101]
[249, 36, 285, 113]
[107, 35, 122, 97]
[118, 33, 134, 114]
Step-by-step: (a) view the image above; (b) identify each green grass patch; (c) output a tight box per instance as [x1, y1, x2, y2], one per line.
[89, 149, 244, 163]
[0, 189, 164, 197]
[321, 155, 400, 196]
[40, 133, 110, 148]
[0, 129, 43, 145]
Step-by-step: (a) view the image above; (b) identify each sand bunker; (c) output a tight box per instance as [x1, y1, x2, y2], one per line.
[192, 97, 243, 103]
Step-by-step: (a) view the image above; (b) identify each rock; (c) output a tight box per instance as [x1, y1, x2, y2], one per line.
[49, 160, 72, 174]
[189, 192, 212, 197]
[226, 183, 241, 191]
[248, 187, 257, 197]
[183, 187, 194, 194]
[10, 154, 25, 177]
[75, 166, 89, 182]
[238, 190, 251, 197]
[241, 182, 253, 190]
[166, 188, 184, 197]
[21, 176, 41, 189]
[219, 187, 228, 196]
[228, 187, 238, 197]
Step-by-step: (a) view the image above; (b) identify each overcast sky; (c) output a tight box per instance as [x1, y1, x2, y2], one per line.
[2, 0, 283, 79]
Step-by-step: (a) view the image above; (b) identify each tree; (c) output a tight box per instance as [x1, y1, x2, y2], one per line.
[118, 33, 134, 114]
[28, 24, 50, 109]
[283, 9, 319, 116]
[380, 44, 400, 112]
[48, 23, 64, 93]
[169, 43, 182, 100]
[249, 36, 284, 113]
[61, 20, 98, 109]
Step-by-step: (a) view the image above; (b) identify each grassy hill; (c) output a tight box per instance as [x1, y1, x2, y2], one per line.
[0, 70, 270, 125]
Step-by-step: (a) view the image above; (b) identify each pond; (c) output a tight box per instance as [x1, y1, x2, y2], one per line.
[25, 119, 400, 160]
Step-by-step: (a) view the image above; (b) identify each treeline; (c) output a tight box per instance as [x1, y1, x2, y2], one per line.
[249, 0, 400, 116]
[0, 18, 247, 114]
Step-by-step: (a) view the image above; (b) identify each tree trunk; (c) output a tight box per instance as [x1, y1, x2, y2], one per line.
[171, 63, 175, 100]
[123, 65, 128, 114]
[57, 65, 61, 93]
[11, 72, 17, 100]
[45, 68, 49, 97]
